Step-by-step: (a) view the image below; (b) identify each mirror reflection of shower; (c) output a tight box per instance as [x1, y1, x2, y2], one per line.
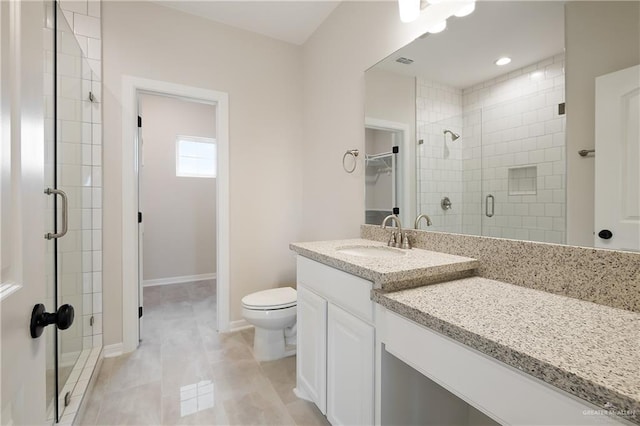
[443, 129, 461, 159]
[444, 129, 461, 141]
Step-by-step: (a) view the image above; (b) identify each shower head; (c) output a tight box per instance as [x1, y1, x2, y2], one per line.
[444, 129, 460, 141]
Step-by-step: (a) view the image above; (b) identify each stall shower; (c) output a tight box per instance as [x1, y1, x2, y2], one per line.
[417, 54, 566, 243]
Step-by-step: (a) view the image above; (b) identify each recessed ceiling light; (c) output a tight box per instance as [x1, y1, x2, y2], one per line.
[495, 57, 512, 66]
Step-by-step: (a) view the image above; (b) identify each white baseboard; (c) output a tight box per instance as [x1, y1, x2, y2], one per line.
[143, 273, 216, 287]
[228, 319, 252, 332]
[103, 343, 123, 358]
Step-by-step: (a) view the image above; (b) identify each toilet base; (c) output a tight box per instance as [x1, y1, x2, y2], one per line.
[253, 327, 296, 361]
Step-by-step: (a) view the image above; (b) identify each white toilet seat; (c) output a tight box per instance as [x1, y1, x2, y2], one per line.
[241, 287, 296, 310]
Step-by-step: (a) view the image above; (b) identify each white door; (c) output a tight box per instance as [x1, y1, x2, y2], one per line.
[595, 65, 640, 251]
[296, 286, 327, 414]
[327, 303, 374, 426]
[1, 1, 48, 424]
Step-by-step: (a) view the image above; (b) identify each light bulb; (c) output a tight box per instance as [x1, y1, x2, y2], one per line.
[398, 0, 421, 23]
[495, 57, 512, 66]
[454, 1, 476, 17]
[426, 20, 447, 34]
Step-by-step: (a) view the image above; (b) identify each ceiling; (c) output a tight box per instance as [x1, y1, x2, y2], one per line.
[152, 1, 341, 45]
[376, 1, 566, 89]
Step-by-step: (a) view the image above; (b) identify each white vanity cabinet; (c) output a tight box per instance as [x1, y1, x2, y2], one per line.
[297, 286, 328, 414]
[295, 256, 375, 426]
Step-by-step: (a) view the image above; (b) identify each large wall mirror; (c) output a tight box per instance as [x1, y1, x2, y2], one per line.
[365, 1, 640, 251]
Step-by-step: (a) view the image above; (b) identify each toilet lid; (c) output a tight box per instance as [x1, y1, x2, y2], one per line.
[241, 287, 297, 310]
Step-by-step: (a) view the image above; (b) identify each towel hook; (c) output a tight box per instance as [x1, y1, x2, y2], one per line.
[342, 149, 359, 173]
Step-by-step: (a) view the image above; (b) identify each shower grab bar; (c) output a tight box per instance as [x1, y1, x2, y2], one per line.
[44, 188, 69, 240]
[578, 149, 595, 157]
[485, 194, 495, 218]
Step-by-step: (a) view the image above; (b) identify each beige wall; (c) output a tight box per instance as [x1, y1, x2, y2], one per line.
[102, 2, 303, 344]
[301, 1, 447, 240]
[565, 1, 640, 247]
[139, 94, 217, 282]
[365, 67, 417, 221]
[365, 68, 416, 134]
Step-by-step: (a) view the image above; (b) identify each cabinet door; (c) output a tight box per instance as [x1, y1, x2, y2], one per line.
[327, 304, 375, 426]
[297, 286, 328, 414]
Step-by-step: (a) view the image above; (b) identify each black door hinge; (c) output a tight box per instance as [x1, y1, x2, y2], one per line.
[138, 115, 142, 128]
[138, 212, 142, 223]
[558, 103, 565, 115]
[139, 306, 143, 318]
[392, 146, 399, 154]
[393, 207, 400, 215]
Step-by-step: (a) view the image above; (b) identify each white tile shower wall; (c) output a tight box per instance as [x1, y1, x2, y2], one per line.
[416, 80, 464, 233]
[416, 55, 565, 243]
[59, 0, 102, 348]
[463, 54, 566, 243]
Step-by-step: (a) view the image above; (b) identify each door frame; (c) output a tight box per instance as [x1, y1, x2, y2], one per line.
[121, 76, 230, 353]
[364, 117, 414, 227]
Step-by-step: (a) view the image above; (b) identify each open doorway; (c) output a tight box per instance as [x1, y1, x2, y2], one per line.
[364, 118, 414, 228]
[121, 77, 229, 354]
[137, 94, 218, 342]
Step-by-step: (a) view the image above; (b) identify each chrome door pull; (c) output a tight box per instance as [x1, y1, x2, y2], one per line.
[485, 194, 495, 218]
[44, 188, 68, 239]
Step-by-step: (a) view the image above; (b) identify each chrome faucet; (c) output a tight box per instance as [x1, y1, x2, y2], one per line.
[415, 214, 432, 229]
[381, 215, 410, 249]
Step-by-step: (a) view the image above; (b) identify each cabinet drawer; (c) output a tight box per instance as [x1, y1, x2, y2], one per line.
[297, 256, 374, 323]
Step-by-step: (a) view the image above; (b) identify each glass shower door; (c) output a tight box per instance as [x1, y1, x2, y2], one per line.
[49, 3, 94, 421]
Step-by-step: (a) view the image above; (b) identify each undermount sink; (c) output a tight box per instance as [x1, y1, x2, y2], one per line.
[336, 245, 406, 258]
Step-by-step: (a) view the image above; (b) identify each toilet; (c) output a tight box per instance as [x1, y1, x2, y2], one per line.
[241, 287, 297, 362]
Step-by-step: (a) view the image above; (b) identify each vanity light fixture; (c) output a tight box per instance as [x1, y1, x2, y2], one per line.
[426, 20, 447, 33]
[454, 1, 476, 17]
[399, 0, 476, 27]
[495, 57, 512, 66]
[398, 0, 420, 23]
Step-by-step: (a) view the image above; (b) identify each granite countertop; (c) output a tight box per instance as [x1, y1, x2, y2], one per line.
[290, 239, 479, 291]
[373, 277, 640, 423]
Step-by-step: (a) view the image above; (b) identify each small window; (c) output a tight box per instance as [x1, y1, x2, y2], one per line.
[176, 136, 217, 178]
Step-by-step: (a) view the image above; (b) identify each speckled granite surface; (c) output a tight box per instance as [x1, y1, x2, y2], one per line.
[373, 277, 640, 423]
[373, 277, 640, 422]
[362, 225, 640, 313]
[290, 239, 478, 290]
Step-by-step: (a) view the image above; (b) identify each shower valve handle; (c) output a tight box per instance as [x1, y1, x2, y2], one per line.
[30, 303, 75, 338]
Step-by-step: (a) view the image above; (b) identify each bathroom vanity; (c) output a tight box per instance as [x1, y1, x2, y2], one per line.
[295, 256, 375, 425]
[290, 236, 640, 426]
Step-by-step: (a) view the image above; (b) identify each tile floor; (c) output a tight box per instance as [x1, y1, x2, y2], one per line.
[76, 280, 329, 425]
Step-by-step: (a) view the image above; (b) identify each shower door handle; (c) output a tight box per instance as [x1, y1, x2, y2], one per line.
[44, 188, 68, 239]
[485, 194, 495, 217]
[30, 303, 75, 338]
